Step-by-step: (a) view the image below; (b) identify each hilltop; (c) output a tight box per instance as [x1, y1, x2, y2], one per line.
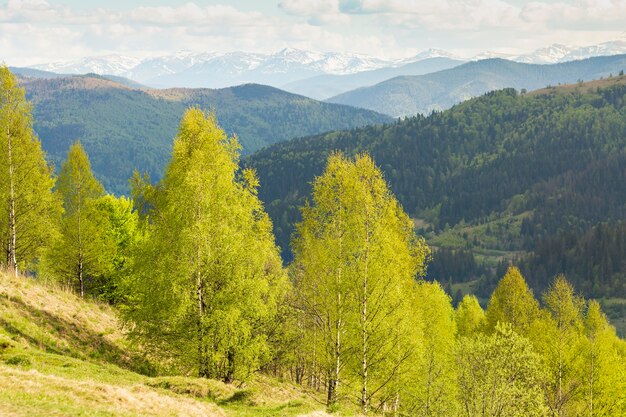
[327, 54, 626, 116]
[19, 75, 391, 194]
[0, 272, 330, 416]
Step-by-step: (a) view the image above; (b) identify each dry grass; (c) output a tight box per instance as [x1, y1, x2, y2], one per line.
[0, 272, 329, 416]
[0, 366, 225, 417]
[0, 272, 150, 374]
[528, 74, 626, 97]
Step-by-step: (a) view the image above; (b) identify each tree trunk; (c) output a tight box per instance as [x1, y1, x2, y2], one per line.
[225, 347, 236, 383]
[78, 253, 84, 298]
[360, 227, 370, 414]
[328, 305, 341, 407]
[393, 391, 400, 417]
[196, 272, 209, 378]
[6, 121, 17, 276]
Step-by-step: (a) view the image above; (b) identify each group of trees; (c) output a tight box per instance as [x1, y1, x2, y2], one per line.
[283, 153, 626, 415]
[247, 84, 626, 300]
[0, 66, 137, 300]
[2, 65, 626, 415]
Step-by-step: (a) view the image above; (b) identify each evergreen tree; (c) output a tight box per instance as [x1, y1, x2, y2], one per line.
[0, 65, 59, 274]
[126, 108, 287, 382]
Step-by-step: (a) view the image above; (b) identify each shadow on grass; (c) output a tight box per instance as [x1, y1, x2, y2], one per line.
[0, 293, 155, 376]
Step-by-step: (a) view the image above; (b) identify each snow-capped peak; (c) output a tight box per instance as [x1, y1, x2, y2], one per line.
[25, 37, 626, 88]
[31, 55, 141, 76]
[403, 48, 463, 63]
[471, 51, 515, 61]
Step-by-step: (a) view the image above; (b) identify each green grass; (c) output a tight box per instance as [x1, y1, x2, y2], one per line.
[0, 273, 330, 417]
[427, 212, 531, 267]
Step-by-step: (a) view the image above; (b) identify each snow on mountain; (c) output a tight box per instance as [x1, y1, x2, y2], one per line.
[561, 39, 626, 62]
[471, 51, 515, 61]
[255, 48, 389, 75]
[512, 40, 626, 65]
[31, 55, 141, 76]
[122, 50, 220, 82]
[26, 38, 626, 89]
[514, 44, 575, 64]
[401, 48, 463, 64]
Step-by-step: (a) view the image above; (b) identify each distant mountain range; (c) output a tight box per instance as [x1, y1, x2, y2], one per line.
[327, 55, 626, 117]
[24, 38, 626, 90]
[282, 57, 464, 100]
[18, 74, 391, 195]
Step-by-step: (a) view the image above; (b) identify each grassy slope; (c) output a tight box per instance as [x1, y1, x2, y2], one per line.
[0, 273, 328, 417]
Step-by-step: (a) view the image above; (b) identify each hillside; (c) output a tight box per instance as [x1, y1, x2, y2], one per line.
[0, 273, 327, 416]
[21, 75, 391, 194]
[327, 54, 626, 116]
[282, 57, 464, 100]
[246, 77, 626, 331]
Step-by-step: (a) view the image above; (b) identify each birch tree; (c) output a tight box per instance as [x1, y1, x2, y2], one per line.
[538, 275, 586, 417]
[582, 301, 625, 416]
[457, 324, 548, 417]
[292, 153, 429, 412]
[0, 65, 59, 274]
[127, 108, 287, 382]
[486, 266, 541, 336]
[456, 294, 486, 337]
[44, 141, 113, 297]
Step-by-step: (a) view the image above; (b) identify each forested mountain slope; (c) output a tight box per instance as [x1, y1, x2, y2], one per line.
[246, 76, 626, 306]
[327, 54, 626, 116]
[20, 75, 391, 194]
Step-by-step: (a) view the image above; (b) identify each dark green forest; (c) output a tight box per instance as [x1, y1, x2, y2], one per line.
[246, 78, 626, 307]
[21, 75, 391, 194]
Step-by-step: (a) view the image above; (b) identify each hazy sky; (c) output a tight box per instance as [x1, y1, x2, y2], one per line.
[1, 0, 625, 66]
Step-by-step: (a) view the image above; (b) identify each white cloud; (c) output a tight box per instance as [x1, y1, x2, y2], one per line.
[0, 0, 625, 66]
[278, 0, 349, 25]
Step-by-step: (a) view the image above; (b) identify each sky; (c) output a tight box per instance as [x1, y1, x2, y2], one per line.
[1, 0, 625, 66]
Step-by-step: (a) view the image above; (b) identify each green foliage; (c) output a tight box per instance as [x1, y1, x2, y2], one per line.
[456, 294, 486, 337]
[0, 65, 60, 273]
[23, 76, 392, 195]
[582, 301, 626, 416]
[536, 276, 587, 416]
[406, 281, 458, 416]
[42, 142, 115, 298]
[486, 266, 541, 335]
[125, 108, 287, 382]
[291, 153, 429, 411]
[457, 324, 547, 417]
[246, 83, 626, 301]
[91, 194, 141, 303]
